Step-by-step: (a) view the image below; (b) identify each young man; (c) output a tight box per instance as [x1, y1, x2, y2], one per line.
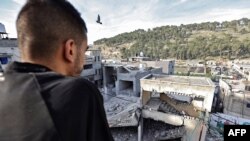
[0, 0, 114, 141]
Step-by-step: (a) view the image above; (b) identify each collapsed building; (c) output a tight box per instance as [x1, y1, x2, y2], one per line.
[205, 79, 250, 141]
[103, 63, 162, 97]
[219, 79, 250, 119]
[102, 63, 163, 139]
[139, 74, 215, 141]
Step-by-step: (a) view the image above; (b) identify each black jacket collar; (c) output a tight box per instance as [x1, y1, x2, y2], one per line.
[5, 62, 52, 73]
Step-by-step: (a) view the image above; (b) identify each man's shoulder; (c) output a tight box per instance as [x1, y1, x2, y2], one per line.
[36, 72, 92, 86]
[35, 72, 100, 98]
[63, 76, 98, 93]
[66, 77, 101, 99]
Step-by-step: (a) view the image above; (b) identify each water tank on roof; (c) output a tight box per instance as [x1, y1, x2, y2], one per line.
[0, 23, 7, 33]
[139, 51, 144, 57]
[139, 63, 145, 71]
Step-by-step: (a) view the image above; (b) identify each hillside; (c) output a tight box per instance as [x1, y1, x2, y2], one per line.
[94, 18, 250, 60]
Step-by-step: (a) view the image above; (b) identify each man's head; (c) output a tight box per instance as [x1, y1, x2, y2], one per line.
[16, 0, 88, 76]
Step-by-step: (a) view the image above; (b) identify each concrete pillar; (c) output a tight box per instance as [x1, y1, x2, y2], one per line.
[200, 124, 207, 141]
[133, 79, 138, 97]
[116, 80, 119, 96]
[103, 67, 108, 94]
[138, 117, 143, 141]
[142, 90, 151, 105]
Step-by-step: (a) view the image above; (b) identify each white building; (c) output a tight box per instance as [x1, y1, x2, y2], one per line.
[233, 63, 250, 79]
[0, 23, 20, 71]
[81, 49, 102, 86]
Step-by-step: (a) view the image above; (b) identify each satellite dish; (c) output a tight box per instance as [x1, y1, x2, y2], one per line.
[96, 14, 102, 24]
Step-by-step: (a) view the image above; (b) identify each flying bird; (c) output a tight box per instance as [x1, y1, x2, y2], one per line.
[96, 14, 102, 24]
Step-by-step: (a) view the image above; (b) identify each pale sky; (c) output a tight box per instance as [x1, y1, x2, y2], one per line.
[1, 0, 250, 44]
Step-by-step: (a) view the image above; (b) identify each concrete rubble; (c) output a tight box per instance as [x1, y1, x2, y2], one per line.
[111, 127, 138, 141]
[104, 95, 140, 127]
[142, 119, 185, 141]
[205, 128, 223, 141]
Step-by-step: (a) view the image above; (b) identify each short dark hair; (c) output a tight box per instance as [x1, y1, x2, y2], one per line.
[16, 0, 88, 59]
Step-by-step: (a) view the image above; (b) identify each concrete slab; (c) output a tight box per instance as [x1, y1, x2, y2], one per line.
[104, 95, 140, 127]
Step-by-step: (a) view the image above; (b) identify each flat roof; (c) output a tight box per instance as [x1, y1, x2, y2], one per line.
[0, 53, 12, 57]
[104, 64, 157, 71]
[104, 63, 123, 67]
[144, 74, 214, 86]
[131, 56, 149, 58]
[235, 63, 250, 67]
[87, 49, 101, 51]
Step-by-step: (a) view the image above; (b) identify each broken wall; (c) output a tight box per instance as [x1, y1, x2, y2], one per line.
[103, 66, 117, 95]
[141, 78, 215, 112]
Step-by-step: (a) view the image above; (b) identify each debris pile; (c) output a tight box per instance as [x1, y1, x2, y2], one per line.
[205, 128, 223, 141]
[104, 95, 140, 127]
[143, 119, 184, 141]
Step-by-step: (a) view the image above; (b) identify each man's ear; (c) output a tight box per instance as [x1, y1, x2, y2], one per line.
[63, 39, 76, 63]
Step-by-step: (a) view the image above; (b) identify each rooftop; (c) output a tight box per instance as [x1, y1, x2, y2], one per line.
[235, 63, 250, 68]
[144, 74, 214, 87]
[0, 39, 17, 47]
[104, 63, 156, 72]
[0, 53, 12, 57]
[104, 63, 123, 67]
